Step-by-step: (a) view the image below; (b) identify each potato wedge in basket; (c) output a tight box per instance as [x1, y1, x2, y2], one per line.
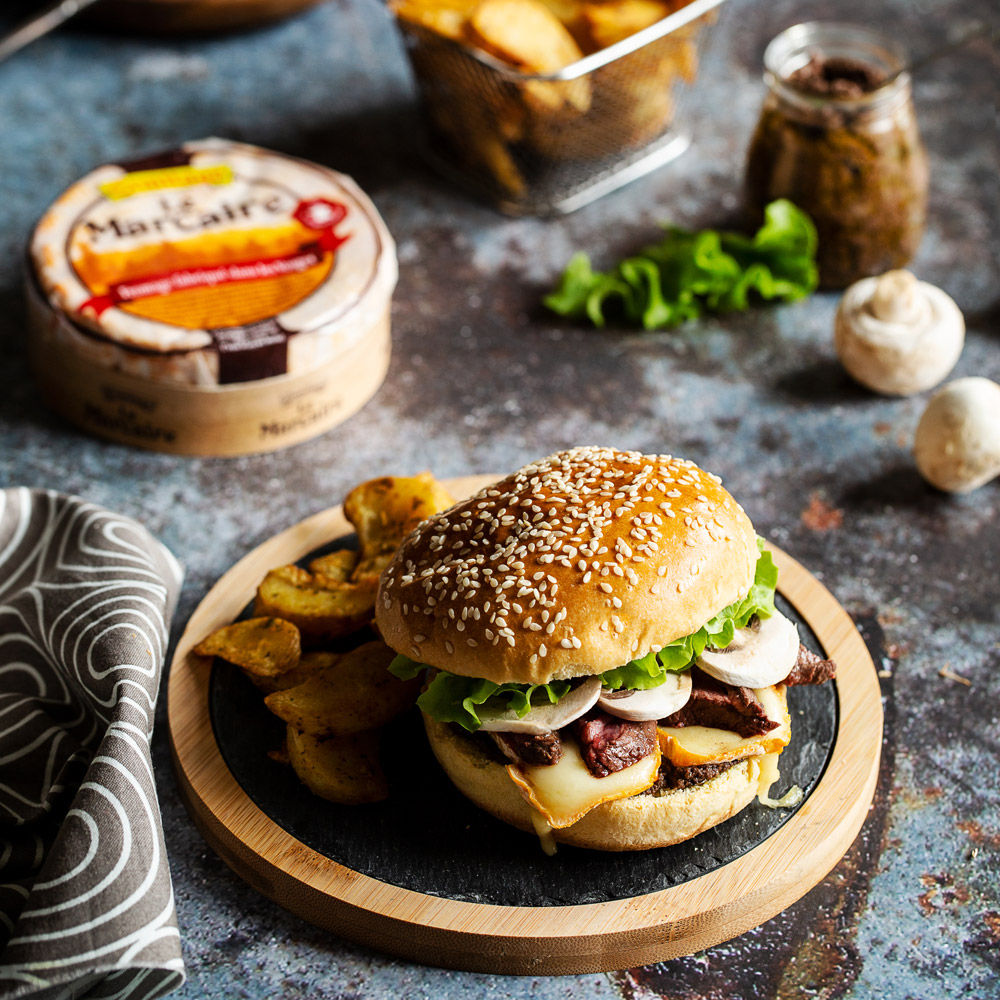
[469, 0, 582, 74]
[263, 640, 421, 737]
[468, 0, 592, 116]
[393, 0, 479, 39]
[286, 726, 389, 805]
[580, 0, 671, 48]
[194, 616, 301, 677]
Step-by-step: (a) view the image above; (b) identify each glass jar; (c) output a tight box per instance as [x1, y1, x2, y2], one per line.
[745, 22, 929, 289]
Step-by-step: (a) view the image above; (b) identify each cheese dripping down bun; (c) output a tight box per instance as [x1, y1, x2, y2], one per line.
[422, 714, 767, 852]
[376, 447, 758, 686]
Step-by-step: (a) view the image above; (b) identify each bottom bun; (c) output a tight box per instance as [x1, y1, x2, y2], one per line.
[423, 714, 774, 852]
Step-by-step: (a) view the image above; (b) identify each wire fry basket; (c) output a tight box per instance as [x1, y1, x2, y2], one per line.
[393, 0, 728, 216]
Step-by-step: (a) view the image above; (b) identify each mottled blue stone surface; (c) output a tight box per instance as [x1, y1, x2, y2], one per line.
[0, 0, 996, 996]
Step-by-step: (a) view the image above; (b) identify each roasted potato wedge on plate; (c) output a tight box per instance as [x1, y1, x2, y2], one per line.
[263, 640, 421, 737]
[200, 470, 454, 806]
[254, 564, 378, 639]
[345, 472, 455, 581]
[194, 616, 301, 676]
[306, 549, 358, 583]
[248, 650, 342, 695]
[286, 726, 389, 804]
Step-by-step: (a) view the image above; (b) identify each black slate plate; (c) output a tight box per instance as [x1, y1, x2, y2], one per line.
[209, 540, 837, 908]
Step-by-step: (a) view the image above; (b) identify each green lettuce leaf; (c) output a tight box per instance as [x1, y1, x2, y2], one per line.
[600, 540, 778, 689]
[543, 200, 818, 331]
[390, 655, 572, 732]
[388, 653, 425, 680]
[417, 673, 572, 732]
[387, 543, 780, 726]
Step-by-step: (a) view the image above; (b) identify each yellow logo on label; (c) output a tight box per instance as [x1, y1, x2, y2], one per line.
[99, 164, 234, 201]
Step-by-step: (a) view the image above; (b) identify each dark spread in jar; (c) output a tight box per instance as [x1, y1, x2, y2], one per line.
[745, 25, 929, 289]
[787, 55, 887, 99]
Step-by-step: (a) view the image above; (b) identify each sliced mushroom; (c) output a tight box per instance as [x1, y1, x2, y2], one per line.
[696, 610, 799, 689]
[478, 676, 602, 735]
[597, 670, 692, 722]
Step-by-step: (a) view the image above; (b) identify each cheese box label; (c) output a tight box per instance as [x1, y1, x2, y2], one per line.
[31, 139, 394, 385]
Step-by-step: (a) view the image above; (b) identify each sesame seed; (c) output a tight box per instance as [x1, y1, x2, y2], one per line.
[383, 449, 735, 661]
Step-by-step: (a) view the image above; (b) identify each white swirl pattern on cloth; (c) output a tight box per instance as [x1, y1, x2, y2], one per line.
[0, 489, 185, 1000]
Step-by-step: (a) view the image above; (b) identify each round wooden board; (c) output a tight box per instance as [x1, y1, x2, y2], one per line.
[168, 475, 882, 975]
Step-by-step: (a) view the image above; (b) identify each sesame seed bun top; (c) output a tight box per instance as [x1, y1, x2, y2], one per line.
[375, 448, 758, 686]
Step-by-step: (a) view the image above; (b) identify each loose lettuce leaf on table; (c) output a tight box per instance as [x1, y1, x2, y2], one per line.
[544, 200, 818, 330]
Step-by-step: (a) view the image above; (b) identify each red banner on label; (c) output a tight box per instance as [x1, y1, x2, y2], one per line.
[79, 198, 352, 318]
[80, 247, 325, 317]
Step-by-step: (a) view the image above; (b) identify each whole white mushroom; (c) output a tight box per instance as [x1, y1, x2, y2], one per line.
[914, 377, 1000, 493]
[835, 270, 964, 396]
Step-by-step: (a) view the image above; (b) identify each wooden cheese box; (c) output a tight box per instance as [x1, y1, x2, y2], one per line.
[27, 139, 396, 456]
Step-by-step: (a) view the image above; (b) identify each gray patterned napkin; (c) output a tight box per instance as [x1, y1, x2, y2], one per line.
[0, 489, 185, 1000]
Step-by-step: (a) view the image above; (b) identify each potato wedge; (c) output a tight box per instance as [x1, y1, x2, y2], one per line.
[537, 0, 591, 44]
[392, 0, 479, 40]
[263, 640, 421, 737]
[581, 0, 670, 49]
[247, 650, 342, 694]
[344, 473, 454, 581]
[193, 617, 301, 676]
[470, 131, 527, 196]
[468, 0, 591, 115]
[287, 726, 389, 804]
[307, 549, 358, 583]
[468, 0, 583, 72]
[254, 564, 378, 639]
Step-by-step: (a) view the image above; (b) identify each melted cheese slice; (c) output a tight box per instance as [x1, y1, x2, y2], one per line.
[657, 684, 791, 768]
[507, 737, 660, 829]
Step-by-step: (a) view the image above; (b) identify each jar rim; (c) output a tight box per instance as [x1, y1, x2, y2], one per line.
[763, 20, 910, 110]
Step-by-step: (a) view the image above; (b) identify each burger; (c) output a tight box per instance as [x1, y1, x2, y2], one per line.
[377, 448, 835, 852]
